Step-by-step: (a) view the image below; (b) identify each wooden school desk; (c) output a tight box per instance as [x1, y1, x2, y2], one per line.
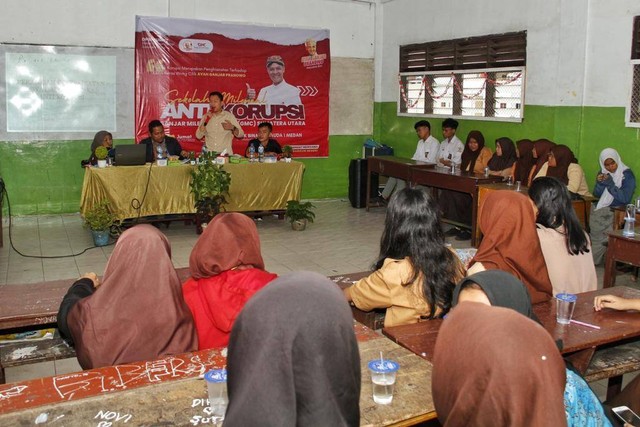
[603, 228, 640, 288]
[382, 286, 640, 375]
[0, 322, 437, 426]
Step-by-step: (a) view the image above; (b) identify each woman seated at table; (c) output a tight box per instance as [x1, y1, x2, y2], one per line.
[589, 148, 636, 265]
[225, 272, 361, 427]
[595, 295, 640, 415]
[81, 130, 113, 167]
[440, 130, 492, 240]
[432, 301, 567, 426]
[529, 138, 556, 185]
[57, 225, 197, 369]
[467, 190, 553, 303]
[534, 144, 593, 198]
[487, 137, 517, 178]
[529, 177, 597, 294]
[448, 271, 612, 426]
[513, 138, 535, 185]
[182, 213, 277, 350]
[344, 187, 465, 327]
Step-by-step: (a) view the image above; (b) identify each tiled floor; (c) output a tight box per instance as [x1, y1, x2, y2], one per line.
[1, 198, 638, 398]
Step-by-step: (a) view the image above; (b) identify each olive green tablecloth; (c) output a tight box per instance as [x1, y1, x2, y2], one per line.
[80, 162, 305, 221]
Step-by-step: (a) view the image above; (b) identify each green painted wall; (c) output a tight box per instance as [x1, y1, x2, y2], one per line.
[374, 102, 640, 198]
[3, 103, 640, 216]
[0, 135, 369, 216]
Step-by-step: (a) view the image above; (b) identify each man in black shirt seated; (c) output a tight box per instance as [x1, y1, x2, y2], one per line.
[140, 120, 187, 162]
[245, 122, 282, 158]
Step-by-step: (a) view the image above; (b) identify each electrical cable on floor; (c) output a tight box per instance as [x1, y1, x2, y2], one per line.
[1, 180, 114, 259]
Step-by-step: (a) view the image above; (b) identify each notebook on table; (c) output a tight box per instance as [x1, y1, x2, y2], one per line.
[114, 144, 147, 166]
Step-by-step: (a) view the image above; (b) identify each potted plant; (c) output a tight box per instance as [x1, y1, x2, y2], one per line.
[95, 146, 109, 168]
[282, 145, 293, 162]
[83, 199, 116, 246]
[190, 151, 232, 233]
[285, 200, 315, 231]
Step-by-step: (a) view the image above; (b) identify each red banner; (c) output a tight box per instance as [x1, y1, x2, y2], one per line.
[135, 16, 330, 157]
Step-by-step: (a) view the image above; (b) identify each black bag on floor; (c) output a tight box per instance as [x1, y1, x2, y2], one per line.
[349, 158, 379, 208]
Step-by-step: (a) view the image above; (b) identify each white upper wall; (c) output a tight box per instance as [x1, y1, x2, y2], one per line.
[377, 0, 590, 106]
[0, 0, 375, 58]
[584, 0, 640, 106]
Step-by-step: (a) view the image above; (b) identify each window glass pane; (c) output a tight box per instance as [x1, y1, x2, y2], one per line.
[494, 71, 523, 119]
[461, 73, 486, 117]
[431, 75, 453, 115]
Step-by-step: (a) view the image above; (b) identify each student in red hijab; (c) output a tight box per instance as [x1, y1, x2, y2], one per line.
[529, 138, 555, 185]
[534, 144, 592, 198]
[432, 302, 567, 426]
[513, 139, 535, 184]
[182, 213, 277, 349]
[468, 190, 553, 303]
[57, 225, 197, 369]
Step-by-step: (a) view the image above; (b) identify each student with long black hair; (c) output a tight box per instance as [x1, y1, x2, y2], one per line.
[344, 187, 464, 327]
[528, 176, 597, 294]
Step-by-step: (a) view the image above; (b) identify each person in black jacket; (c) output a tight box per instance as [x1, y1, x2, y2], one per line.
[139, 120, 187, 162]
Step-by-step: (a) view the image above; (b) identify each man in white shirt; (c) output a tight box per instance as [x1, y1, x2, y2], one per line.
[378, 120, 439, 202]
[247, 56, 302, 105]
[196, 91, 244, 154]
[437, 118, 464, 168]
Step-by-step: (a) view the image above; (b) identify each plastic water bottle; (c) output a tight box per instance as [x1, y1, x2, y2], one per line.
[258, 145, 265, 163]
[156, 146, 164, 160]
[201, 144, 208, 163]
[249, 145, 256, 162]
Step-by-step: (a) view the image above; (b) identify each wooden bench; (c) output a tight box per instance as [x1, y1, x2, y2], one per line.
[584, 340, 640, 400]
[0, 337, 76, 384]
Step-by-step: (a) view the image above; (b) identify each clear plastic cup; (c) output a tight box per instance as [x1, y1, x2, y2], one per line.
[368, 359, 399, 404]
[556, 293, 577, 325]
[204, 369, 228, 418]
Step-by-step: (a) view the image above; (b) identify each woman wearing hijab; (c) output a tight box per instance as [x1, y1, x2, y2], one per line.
[225, 271, 361, 427]
[446, 271, 612, 427]
[57, 225, 197, 369]
[589, 148, 636, 265]
[182, 213, 277, 350]
[529, 138, 556, 185]
[432, 302, 567, 426]
[81, 130, 113, 167]
[344, 187, 465, 327]
[440, 131, 492, 239]
[487, 137, 517, 177]
[513, 139, 535, 184]
[528, 177, 597, 294]
[534, 144, 592, 198]
[468, 190, 553, 303]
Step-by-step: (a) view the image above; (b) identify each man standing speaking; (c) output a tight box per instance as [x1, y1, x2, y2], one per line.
[196, 91, 244, 154]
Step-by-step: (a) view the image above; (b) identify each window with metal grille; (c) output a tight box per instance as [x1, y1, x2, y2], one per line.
[626, 16, 640, 127]
[398, 32, 526, 122]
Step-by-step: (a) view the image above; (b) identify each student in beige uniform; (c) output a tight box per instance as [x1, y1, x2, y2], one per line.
[344, 187, 464, 327]
[528, 177, 597, 295]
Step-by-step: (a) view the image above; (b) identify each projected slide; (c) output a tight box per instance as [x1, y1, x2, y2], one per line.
[5, 52, 116, 132]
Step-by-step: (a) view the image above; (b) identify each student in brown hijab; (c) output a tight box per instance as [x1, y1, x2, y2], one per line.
[432, 302, 567, 426]
[81, 130, 113, 167]
[529, 138, 555, 185]
[441, 131, 492, 240]
[487, 137, 517, 177]
[467, 190, 553, 303]
[225, 271, 361, 427]
[534, 144, 592, 197]
[513, 139, 535, 184]
[57, 225, 197, 369]
[182, 213, 277, 350]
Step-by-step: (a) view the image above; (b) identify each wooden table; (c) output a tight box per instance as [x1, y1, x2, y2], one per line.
[0, 270, 380, 333]
[382, 286, 640, 374]
[410, 168, 502, 246]
[80, 162, 305, 221]
[0, 322, 437, 426]
[365, 156, 434, 211]
[612, 205, 640, 230]
[603, 228, 640, 288]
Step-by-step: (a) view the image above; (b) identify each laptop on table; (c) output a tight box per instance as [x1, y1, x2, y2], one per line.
[114, 144, 147, 166]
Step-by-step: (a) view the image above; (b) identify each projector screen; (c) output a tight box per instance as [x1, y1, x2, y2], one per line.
[0, 44, 134, 141]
